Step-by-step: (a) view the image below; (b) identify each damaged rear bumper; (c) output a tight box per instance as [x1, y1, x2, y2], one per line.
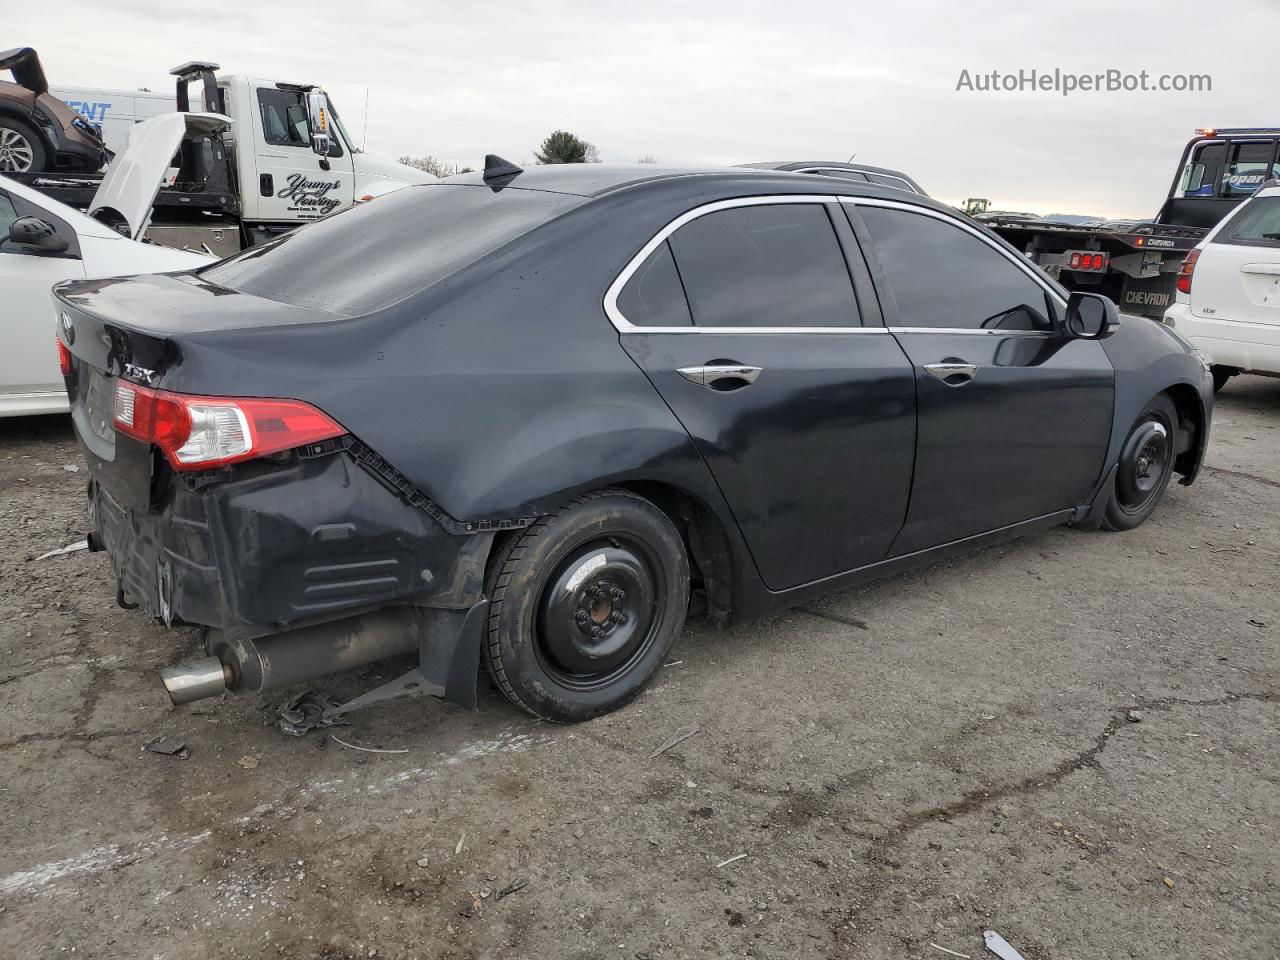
[88, 444, 496, 708]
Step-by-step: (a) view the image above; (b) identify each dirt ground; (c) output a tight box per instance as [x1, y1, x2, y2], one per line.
[1, 377, 1276, 960]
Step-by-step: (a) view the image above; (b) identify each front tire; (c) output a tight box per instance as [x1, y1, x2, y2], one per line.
[1101, 394, 1179, 531]
[0, 118, 47, 173]
[483, 489, 689, 722]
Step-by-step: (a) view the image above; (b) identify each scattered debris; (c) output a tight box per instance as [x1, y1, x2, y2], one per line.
[663, 659, 685, 667]
[496, 879, 528, 900]
[62, 464, 80, 473]
[983, 931, 1027, 960]
[930, 943, 972, 959]
[143, 736, 189, 759]
[1179, 849, 1229, 865]
[330, 734, 409, 755]
[649, 723, 700, 759]
[415, 857, 430, 868]
[455, 833, 466, 855]
[1247, 618, 1266, 628]
[277, 691, 350, 736]
[33, 539, 89, 561]
[237, 755, 260, 770]
[1162, 876, 1175, 889]
[1126, 710, 1144, 723]
[716, 853, 747, 868]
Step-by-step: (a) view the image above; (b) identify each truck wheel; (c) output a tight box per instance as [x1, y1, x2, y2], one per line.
[1102, 395, 1178, 532]
[0, 118, 47, 173]
[1211, 365, 1236, 394]
[484, 488, 689, 722]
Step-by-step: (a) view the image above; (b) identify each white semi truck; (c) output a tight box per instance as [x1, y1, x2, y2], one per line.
[16, 61, 432, 256]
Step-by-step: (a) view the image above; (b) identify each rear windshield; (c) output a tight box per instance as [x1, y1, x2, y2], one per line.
[200, 184, 581, 315]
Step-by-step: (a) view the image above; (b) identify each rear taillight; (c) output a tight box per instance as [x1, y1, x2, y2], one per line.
[1067, 250, 1109, 272]
[1176, 249, 1201, 295]
[56, 336, 72, 376]
[112, 381, 346, 470]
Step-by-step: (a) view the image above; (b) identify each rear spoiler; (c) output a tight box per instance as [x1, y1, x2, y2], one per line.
[0, 46, 49, 95]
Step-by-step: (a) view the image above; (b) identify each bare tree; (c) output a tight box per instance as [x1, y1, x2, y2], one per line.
[397, 155, 454, 178]
[637, 155, 658, 164]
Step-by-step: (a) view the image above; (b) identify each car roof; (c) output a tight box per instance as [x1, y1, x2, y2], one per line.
[445, 163, 808, 198]
[441, 162, 941, 201]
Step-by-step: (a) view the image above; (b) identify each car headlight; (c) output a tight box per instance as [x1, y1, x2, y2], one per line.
[1191, 347, 1213, 373]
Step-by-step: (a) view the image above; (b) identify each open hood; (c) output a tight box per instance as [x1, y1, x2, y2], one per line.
[0, 47, 49, 94]
[89, 112, 231, 240]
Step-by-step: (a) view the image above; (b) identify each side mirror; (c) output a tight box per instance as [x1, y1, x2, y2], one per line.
[3, 216, 69, 254]
[306, 91, 332, 157]
[1065, 291, 1120, 340]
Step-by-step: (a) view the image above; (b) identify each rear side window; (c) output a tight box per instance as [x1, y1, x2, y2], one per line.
[1223, 141, 1278, 197]
[201, 184, 581, 315]
[859, 206, 1053, 332]
[667, 204, 860, 328]
[1215, 196, 1280, 247]
[616, 240, 692, 326]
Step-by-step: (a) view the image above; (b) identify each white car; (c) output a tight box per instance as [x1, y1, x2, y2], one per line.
[1164, 180, 1280, 392]
[1, 117, 215, 416]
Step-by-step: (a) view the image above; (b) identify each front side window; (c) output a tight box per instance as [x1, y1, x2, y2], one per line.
[1216, 196, 1280, 248]
[666, 203, 861, 328]
[256, 89, 343, 158]
[859, 206, 1053, 332]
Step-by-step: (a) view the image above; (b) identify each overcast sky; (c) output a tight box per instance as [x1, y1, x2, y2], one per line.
[9, 0, 1275, 217]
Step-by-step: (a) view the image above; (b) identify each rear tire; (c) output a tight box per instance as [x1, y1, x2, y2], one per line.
[0, 118, 47, 173]
[1210, 365, 1236, 394]
[483, 488, 689, 722]
[1101, 394, 1179, 532]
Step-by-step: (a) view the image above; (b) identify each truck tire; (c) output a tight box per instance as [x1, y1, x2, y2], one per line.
[1101, 394, 1179, 532]
[483, 488, 689, 722]
[0, 118, 47, 173]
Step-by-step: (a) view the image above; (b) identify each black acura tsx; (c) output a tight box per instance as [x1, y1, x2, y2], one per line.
[53, 158, 1213, 727]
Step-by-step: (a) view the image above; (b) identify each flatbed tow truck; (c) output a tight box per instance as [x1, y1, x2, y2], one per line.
[9, 61, 428, 256]
[981, 128, 1280, 319]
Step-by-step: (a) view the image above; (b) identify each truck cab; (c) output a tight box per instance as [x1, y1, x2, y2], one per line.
[1158, 129, 1280, 230]
[215, 71, 430, 229]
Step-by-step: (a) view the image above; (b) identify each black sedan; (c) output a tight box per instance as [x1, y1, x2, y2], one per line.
[54, 159, 1213, 726]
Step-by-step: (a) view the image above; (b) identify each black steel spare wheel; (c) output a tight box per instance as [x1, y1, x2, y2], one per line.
[484, 488, 689, 722]
[1103, 394, 1178, 531]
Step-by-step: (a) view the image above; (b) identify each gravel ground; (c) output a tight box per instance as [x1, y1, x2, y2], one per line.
[1, 377, 1277, 960]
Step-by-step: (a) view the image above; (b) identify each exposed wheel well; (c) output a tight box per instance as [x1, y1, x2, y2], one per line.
[1163, 383, 1204, 480]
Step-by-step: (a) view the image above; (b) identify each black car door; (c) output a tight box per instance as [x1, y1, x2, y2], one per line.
[846, 200, 1115, 556]
[613, 197, 918, 591]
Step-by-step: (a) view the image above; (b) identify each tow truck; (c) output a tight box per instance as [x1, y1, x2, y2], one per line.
[11, 61, 430, 256]
[981, 128, 1280, 319]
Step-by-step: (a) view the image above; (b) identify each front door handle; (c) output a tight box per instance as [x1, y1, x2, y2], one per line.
[923, 360, 977, 386]
[677, 364, 764, 389]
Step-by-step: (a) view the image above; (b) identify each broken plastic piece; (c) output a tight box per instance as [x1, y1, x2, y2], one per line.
[984, 931, 1027, 960]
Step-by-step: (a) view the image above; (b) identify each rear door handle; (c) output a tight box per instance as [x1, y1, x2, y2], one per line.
[923, 360, 977, 386]
[1242, 263, 1280, 277]
[677, 364, 763, 388]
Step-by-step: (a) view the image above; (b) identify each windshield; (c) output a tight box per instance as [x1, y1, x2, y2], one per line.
[327, 96, 359, 154]
[200, 184, 582, 316]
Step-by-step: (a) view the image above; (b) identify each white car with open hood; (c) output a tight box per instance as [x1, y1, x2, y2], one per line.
[1, 113, 215, 416]
[1164, 180, 1280, 392]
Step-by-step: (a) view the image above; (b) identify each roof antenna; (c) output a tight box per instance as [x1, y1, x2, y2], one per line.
[483, 154, 523, 185]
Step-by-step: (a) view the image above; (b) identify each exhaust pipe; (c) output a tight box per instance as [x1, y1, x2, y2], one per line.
[159, 608, 419, 706]
[160, 657, 232, 705]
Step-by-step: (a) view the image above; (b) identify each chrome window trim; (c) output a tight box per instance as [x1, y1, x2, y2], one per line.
[886, 327, 1050, 337]
[603, 195, 882, 335]
[839, 196, 1070, 314]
